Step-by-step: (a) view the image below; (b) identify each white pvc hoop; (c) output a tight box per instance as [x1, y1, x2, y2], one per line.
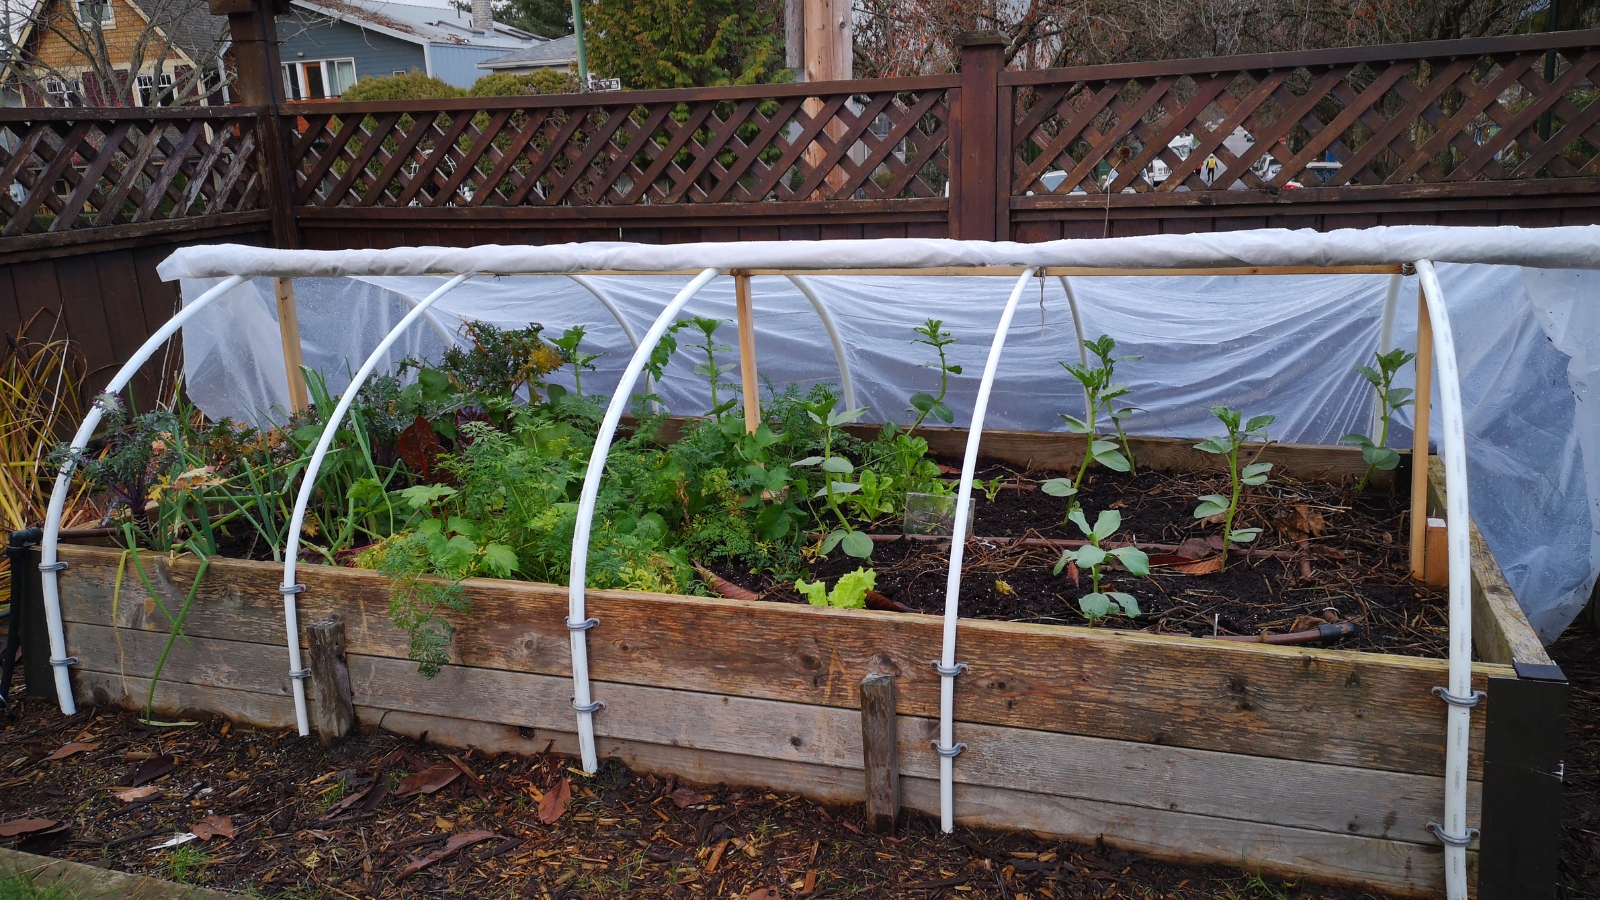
[567, 267, 722, 772]
[934, 268, 1038, 832]
[1056, 276, 1091, 420]
[784, 275, 857, 411]
[37, 274, 248, 715]
[1416, 259, 1475, 900]
[278, 273, 472, 736]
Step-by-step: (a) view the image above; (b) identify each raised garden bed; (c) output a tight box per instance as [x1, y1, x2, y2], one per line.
[46, 427, 1557, 899]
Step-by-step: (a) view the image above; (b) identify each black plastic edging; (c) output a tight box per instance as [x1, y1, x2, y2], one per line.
[1477, 663, 1568, 900]
[1, 527, 41, 708]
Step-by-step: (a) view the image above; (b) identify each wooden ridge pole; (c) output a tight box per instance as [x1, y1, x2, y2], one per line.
[735, 273, 760, 433]
[1409, 285, 1434, 580]
[275, 277, 309, 413]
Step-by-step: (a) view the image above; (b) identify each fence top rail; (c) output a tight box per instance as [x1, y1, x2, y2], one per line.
[279, 72, 961, 117]
[155, 225, 1600, 281]
[0, 105, 265, 122]
[999, 28, 1600, 86]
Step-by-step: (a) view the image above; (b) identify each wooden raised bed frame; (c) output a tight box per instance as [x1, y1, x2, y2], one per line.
[47, 430, 1565, 899]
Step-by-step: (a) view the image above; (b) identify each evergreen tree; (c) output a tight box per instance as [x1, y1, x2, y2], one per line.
[586, 0, 785, 89]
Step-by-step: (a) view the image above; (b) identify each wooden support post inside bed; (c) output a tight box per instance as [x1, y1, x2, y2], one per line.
[1410, 286, 1434, 580]
[274, 277, 309, 414]
[735, 273, 760, 434]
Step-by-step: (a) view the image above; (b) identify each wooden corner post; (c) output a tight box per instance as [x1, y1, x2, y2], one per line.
[274, 277, 309, 413]
[1409, 286, 1434, 580]
[859, 673, 900, 832]
[950, 32, 1006, 241]
[306, 617, 355, 746]
[211, 0, 299, 249]
[735, 273, 760, 433]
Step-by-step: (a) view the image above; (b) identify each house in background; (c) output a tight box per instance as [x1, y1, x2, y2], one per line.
[277, 0, 539, 97]
[475, 32, 576, 77]
[4, 0, 229, 107]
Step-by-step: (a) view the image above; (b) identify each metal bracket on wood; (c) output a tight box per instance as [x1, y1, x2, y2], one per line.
[931, 660, 968, 677]
[1432, 686, 1485, 708]
[572, 699, 604, 713]
[567, 617, 599, 631]
[1428, 822, 1480, 847]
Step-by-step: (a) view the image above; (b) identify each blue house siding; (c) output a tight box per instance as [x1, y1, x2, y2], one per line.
[277, 11, 426, 87]
[429, 45, 507, 88]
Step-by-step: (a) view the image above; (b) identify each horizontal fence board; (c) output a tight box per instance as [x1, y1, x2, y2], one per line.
[63, 615, 1477, 846]
[70, 659, 1452, 899]
[58, 545, 1502, 777]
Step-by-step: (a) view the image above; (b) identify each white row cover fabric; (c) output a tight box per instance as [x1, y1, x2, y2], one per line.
[176, 252, 1597, 641]
[159, 226, 1600, 280]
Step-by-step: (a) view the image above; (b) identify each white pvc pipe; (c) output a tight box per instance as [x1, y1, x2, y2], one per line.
[1056, 276, 1091, 420]
[935, 268, 1038, 832]
[1415, 260, 1475, 900]
[280, 273, 472, 736]
[568, 267, 721, 772]
[567, 274, 660, 411]
[784, 275, 857, 411]
[1372, 273, 1402, 437]
[38, 274, 248, 715]
[394, 287, 464, 348]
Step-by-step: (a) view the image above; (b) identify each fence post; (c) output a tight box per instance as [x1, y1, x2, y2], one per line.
[950, 32, 1006, 241]
[210, 0, 299, 249]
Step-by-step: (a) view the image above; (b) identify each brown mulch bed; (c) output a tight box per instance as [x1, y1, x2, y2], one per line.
[730, 464, 1451, 657]
[0, 695, 1399, 900]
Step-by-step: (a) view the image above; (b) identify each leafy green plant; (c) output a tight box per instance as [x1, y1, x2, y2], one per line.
[1052, 508, 1148, 622]
[1084, 335, 1141, 472]
[979, 476, 1004, 503]
[1339, 348, 1416, 493]
[674, 316, 739, 420]
[163, 843, 209, 884]
[1193, 407, 1275, 564]
[549, 325, 602, 399]
[906, 319, 960, 434]
[1040, 337, 1135, 507]
[791, 397, 872, 558]
[796, 567, 875, 609]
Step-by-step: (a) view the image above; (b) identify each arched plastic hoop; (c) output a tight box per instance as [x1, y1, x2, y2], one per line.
[784, 275, 857, 411]
[1416, 259, 1474, 900]
[37, 274, 248, 715]
[935, 268, 1038, 832]
[1055, 276, 1091, 419]
[567, 267, 722, 772]
[279, 272, 473, 736]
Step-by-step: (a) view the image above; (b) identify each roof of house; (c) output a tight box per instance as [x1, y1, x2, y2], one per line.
[476, 32, 574, 69]
[291, 0, 535, 48]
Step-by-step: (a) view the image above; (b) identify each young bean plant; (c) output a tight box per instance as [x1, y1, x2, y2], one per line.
[791, 397, 873, 558]
[906, 319, 960, 434]
[1052, 508, 1148, 622]
[1040, 335, 1135, 506]
[1339, 348, 1416, 493]
[1085, 335, 1141, 472]
[675, 316, 739, 421]
[549, 325, 601, 399]
[1193, 406, 1274, 564]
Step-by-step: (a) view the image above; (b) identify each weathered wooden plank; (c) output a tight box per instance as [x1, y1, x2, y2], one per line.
[0, 847, 234, 900]
[57, 546, 1503, 777]
[860, 673, 899, 832]
[74, 670, 299, 732]
[307, 617, 355, 745]
[65, 621, 1475, 844]
[1426, 457, 1551, 668]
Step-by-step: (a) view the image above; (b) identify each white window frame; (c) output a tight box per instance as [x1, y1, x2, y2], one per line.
[281, 57, 356, 100]
[43, 77, 81, 107]
[135, 70, 175, 107]
[75, 0, 113, 28]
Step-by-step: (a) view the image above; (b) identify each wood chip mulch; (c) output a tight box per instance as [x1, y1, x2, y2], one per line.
[0, 692, 1402, 899]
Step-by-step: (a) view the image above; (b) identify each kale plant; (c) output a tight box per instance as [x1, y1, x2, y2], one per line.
[1052, 508, 1148, 622]
[1339, 348, 1416, 493]
[1193, 406, 1274, 564]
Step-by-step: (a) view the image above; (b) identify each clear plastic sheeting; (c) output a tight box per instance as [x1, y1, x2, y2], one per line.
[179, 254, 1596, 643]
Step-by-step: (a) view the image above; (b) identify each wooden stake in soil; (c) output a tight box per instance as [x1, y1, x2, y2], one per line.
[274, 277, 309, 414]
[859, 673, 900, 832]
[735, 273, 760, 434]
[1410, 287, 1434, 580]
[306, 617, 355, 745]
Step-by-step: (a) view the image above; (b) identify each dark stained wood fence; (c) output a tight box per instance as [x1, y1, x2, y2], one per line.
[8, 28, 1600, 382]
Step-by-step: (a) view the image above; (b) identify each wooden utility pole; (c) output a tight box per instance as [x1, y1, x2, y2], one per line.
[801, 0, 851, 195]
[950, 32, 1006, 241]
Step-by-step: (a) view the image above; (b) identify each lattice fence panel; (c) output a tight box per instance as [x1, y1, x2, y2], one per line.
[0, 115, 263, 236]
[288, 89, 952, 208]
[1011, 47, 1600, 197]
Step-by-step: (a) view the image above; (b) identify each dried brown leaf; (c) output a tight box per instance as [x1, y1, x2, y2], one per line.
[129, 755, 175, 787]
[394, 763, 460, 798]
[1276, 503, 1327, 541]
[45, 742, 98, 761]
[191, 814, 234, 840]
[398, 829, 496, 879]
[744, 889, 781, 900]
[0, 818, 56, 837]
[669, 787, 709, 808]
[111, 786, 160, 802]
[537, 777, 571, 824]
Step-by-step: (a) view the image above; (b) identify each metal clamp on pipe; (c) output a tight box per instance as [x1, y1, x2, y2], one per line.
[572, 699, 604, 713]
[279, 583, 306, 595]
[1431, 686, 1485, 708]
[931, 741, 967, 758]
[567, 617, 600, 631]
[37, 561, 67, 572]
[49, 656, 77, 667]
[289, 668, 311, 680]
[1427, 822, 1480, 846]
[931, 660, 968, 677]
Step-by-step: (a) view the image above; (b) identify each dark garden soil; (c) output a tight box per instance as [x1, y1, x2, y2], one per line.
[723, 461, 1451, 658]
[1554, 624, 1600, 900]
[1, 693, 1404, 900]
